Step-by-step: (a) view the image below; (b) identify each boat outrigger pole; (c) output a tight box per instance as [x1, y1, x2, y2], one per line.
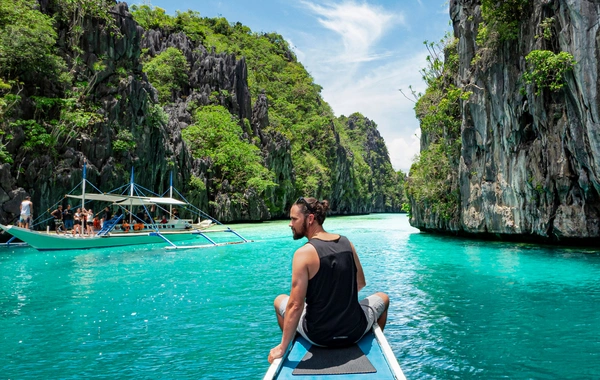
[129, 167, 134, 224]
[82, 160, 87, 209]
[169, 171, 173, 219]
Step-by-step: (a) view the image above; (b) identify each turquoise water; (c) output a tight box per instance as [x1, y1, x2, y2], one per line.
[1, 214, 599, 379]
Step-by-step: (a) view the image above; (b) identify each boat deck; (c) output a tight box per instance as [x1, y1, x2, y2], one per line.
[265, 325, 405, 380]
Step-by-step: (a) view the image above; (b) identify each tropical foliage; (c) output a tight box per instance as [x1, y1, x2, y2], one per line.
[131, 5, 404, 210]
[143, 47, 189, 104]
[0, 0, 116, 164]
[182, 105, 276, 195]
[0, 0, 405, 217]
[523, 50, 576, 95]
[477, 0, 531, 45]
[407, 37, 463, 221]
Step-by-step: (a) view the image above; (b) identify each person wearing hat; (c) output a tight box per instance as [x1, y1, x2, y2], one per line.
[19, 195, 33, 229]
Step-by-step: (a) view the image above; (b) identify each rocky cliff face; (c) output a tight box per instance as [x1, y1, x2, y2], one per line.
[136, 20, 401, 220]
[140, 29, 274, 221]
[0, 2, 401, 230]
[412, 0, 600, 243]
[1, 3, 171, 225]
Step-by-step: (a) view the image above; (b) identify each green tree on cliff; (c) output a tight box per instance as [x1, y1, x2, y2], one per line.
[143, 47, 190, 104]
[182, 105, 276, 196]
[407, 37, 463, 221]
[132, 5, 402, 211]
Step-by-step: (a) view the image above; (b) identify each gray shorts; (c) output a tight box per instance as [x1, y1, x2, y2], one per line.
[277, 294, 386, 346]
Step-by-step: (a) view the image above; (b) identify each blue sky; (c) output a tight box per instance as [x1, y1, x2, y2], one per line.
[144, 0, 452, 172]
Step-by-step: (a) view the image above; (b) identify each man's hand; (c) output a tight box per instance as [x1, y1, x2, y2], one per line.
[268, 344, 286, 363]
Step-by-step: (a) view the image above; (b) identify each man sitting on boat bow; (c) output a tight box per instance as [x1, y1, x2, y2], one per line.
[268, 197, 390, 363]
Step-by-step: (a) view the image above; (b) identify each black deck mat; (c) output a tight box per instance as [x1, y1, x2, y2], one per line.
[292, 344, 377, 375]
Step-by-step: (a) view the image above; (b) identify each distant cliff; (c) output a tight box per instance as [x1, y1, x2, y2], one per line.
[408, 0, 600, 244]
[0, 1, 404, 227]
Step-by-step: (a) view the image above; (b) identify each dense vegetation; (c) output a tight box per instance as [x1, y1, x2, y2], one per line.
[406, 37, 464, 222]
[131, 5, 406, 211]
[0, 1, 405, 220]
[182, 105, 276, 196]
[0, 0, 121, 165]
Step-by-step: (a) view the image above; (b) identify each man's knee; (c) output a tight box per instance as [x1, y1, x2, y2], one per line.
[375, 292, 390, 308]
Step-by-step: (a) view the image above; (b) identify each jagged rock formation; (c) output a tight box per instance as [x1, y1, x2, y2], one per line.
[0, 2, 402, 230]
[411, 0, 600, 244]
[139, 28, 286, 221]
[0, 3, 174, 225]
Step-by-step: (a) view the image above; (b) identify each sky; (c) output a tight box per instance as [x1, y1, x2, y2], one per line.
[145, 0, 453, 173]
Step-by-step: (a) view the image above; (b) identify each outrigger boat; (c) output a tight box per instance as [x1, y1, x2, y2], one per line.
[0, 166, 250, 251]
[264, 324, 406, 380]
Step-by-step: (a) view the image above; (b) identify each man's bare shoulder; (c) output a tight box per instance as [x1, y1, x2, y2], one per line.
[294, 243, 316, 256]
[293, 243, 318, 263]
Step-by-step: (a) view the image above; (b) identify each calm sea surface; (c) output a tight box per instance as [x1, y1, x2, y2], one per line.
[1, 214, 599, 379]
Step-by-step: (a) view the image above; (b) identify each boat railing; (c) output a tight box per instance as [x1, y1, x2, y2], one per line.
[1, 235, 28, 248]
[97, 215, 124, 236]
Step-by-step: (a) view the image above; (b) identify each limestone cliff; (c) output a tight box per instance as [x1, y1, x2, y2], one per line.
[410, 0, 600, 244]
[0, 2, 403, 229]
[0, 3, 174, 224]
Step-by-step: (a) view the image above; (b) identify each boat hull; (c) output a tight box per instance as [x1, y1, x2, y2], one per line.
[264, 324, 406, 379]
[0, 224, 199, 251]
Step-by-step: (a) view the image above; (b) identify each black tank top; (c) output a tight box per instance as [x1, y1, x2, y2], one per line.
[303, 235, 368, 347]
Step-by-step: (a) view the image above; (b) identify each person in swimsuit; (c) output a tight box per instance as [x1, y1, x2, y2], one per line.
[268, 197, 390, 363]
[83, 208, 94, 236]
[73, 208, 82, 236]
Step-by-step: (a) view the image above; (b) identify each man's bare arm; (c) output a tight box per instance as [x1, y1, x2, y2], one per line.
[268, 246, 311, 363]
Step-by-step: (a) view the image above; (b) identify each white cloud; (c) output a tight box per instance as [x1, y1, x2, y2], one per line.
[317, 52, 428, 172]
[291, 1, 434, 171]
[388, 129, 421, 173]
[299, 1, 404, 64]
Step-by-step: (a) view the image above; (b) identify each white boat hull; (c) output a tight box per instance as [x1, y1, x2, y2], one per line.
[0, 224, 201, 251]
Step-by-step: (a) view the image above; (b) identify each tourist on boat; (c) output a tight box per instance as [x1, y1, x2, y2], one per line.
[160, 215, 168, 224]
[63, 204, 74, 232]
[73, 208, 82, 236]
[136, 207, 146, 223]
[93, 215, 101, 231]
[172, 208, 179, 219]
[101, 206, 112, 227]
[83, 208, 94, 236]
[121, 221, 130, 232]
[268, 197, 390, 364]
[133, 221, 144, 231]
[50, 205, 65, 234]
[19, 195, 33, 229]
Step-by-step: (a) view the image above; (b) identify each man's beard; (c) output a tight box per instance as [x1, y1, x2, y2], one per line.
[292, 218, 309, 240]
